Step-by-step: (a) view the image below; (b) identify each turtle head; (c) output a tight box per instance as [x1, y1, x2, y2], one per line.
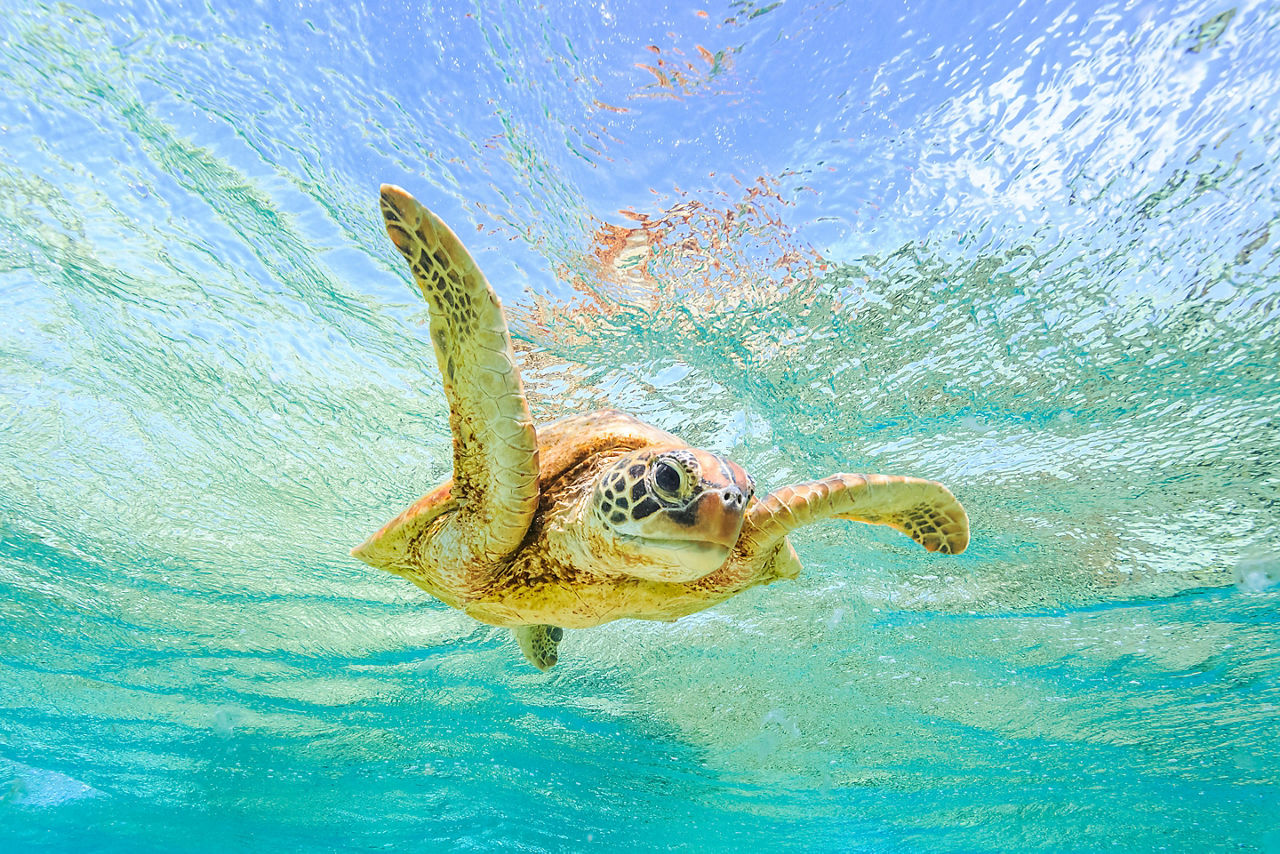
[589, 447, 754, 582]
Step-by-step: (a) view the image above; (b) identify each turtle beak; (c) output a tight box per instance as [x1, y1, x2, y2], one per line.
[687, 487, 748, 549]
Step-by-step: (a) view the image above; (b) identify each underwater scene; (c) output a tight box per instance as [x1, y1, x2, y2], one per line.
[2, 0, 1279, 850]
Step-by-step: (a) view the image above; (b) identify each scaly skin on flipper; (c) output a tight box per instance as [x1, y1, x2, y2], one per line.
[514, 625, 564, 671]
[351, 186, 539, 572]
[733, 473, 969, 573]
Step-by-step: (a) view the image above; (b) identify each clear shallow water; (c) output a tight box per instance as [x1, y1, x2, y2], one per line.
[2, 0, 1279, 850]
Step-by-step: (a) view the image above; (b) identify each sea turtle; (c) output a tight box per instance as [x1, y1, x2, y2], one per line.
[352, 185, 969, 670]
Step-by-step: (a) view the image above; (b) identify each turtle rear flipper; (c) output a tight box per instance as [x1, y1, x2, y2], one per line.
[514, 625, 564, 671]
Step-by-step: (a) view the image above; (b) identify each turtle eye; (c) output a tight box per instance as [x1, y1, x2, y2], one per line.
[651, 459, 684, 500]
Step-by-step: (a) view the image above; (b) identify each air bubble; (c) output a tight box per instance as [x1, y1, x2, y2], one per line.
[1233, 552, 1280, 593]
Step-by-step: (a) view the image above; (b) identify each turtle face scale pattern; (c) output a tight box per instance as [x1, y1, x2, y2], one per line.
[589, 448, 755, 582]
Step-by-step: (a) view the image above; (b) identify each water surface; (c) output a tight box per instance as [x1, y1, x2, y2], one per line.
[2, 0, 1279, 850]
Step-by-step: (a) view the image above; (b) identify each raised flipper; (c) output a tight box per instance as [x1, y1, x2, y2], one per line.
[735, 473, 969, 571]
[354, 186, 540, 571]
[514, 625, 564, 671]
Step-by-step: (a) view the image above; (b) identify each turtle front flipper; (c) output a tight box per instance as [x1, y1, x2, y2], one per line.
[735, 473, 969, 571]
[372, 185, 540, 566]
[513, 625, 564, 671]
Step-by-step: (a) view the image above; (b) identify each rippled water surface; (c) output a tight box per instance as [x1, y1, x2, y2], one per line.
[3, 0, 1279, 850]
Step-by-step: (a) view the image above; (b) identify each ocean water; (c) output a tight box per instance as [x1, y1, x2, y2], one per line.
[2, 0, 1279, 850]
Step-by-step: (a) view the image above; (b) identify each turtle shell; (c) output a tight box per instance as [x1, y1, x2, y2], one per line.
[351, 410, 681, 570]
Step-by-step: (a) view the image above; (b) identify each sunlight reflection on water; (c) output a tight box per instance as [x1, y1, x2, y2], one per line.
[2, 0, 1279, 850]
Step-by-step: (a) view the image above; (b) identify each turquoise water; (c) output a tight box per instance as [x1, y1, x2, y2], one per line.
[3, 0, 1279, 850]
